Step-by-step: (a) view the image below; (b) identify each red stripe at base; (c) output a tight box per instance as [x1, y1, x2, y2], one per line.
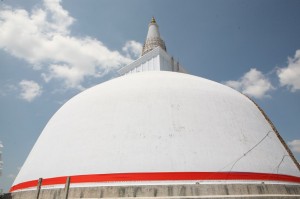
[10, 172, 300, 192]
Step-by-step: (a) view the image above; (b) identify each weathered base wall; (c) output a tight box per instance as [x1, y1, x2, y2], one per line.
[3, 184, 300, 199]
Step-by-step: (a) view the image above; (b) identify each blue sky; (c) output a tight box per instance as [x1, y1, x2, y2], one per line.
[0, 0, 300, 192]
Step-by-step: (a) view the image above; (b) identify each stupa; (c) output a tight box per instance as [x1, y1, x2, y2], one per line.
[9, 17, 300, 199]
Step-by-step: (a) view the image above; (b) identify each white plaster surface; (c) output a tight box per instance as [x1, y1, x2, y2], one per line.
[146, 23, 160, 39]
[13, 72, 300, 187]
[118, 47, 186, 75]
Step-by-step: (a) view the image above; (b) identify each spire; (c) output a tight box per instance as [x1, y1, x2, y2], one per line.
[118, 17, 186, 76]
[151, 16, 156, 24]
[141, 17, 166, 56]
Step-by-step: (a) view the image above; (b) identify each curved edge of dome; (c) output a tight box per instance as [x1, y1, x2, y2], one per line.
[11, 71, 300, 192]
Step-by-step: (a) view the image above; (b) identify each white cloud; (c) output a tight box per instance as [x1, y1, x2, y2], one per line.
[224, 68, 274, 99]
[43, 0, 74, 34]
[0, 0, 133, 89]
[122, 40, 143, 59]
[288, 140, 300, 153]
[19, 80, 42, 102]
[277, 50, 300, 92]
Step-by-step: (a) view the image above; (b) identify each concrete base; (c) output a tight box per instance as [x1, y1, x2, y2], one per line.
[3, 184, 300, 199]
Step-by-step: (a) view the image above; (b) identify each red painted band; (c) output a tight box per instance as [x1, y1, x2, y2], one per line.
[10, 172, 300, 192]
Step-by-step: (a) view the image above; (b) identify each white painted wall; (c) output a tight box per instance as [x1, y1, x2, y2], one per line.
[119, 47, 186, 75]
[14, 72, 300, 188]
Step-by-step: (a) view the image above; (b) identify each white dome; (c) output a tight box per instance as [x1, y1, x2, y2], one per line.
[12, 71, 300, 192]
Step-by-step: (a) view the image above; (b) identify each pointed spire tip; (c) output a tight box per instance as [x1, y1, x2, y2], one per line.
[151, 16, 156, 24]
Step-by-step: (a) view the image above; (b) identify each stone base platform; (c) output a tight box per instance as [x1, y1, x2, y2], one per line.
[2, 184, 300, 199]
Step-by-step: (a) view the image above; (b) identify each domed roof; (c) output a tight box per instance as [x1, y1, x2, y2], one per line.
[12, 71, 300, 192]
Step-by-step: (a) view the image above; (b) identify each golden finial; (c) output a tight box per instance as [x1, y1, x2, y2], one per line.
[151, 16, 156, 24]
